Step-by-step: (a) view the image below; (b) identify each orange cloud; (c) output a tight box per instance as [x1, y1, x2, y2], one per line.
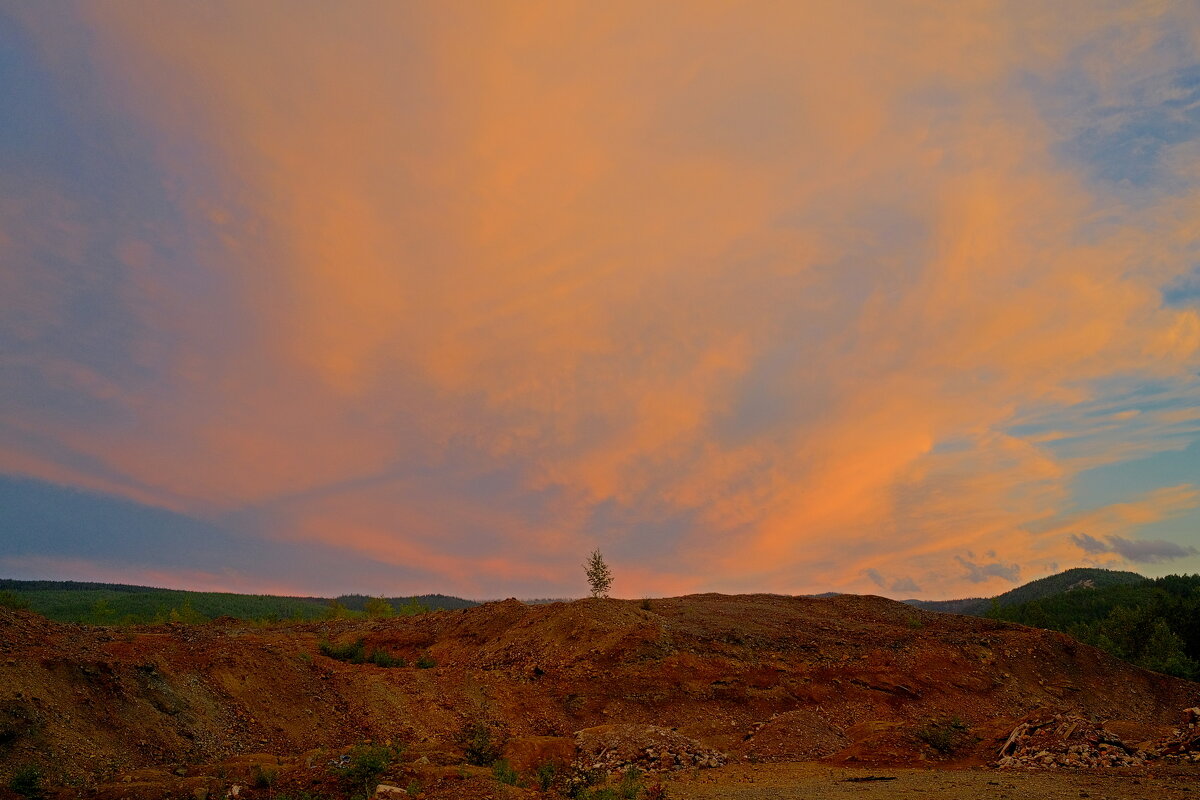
[5, 1, 1200, 598]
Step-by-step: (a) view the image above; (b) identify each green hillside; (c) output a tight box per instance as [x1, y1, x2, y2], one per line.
[906, 567, 1147, 616]
[0, 579, 478, 625]
[989, 573, 1200, 680]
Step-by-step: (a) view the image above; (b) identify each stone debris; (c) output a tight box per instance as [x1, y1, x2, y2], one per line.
[1141, 707, 1200, 763]
[996, 708, 1200, 770]
[372, 784, 408, 799]
[573, 724, 727, 775]
[994, 714, 1144, 769]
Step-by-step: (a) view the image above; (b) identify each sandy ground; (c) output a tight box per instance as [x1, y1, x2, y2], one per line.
[661, 763, 1200, 800]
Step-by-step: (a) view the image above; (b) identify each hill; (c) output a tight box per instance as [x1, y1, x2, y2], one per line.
[904, 567, 1147, 616]
[0, 578, 478, 624]
[989, 573, 1200, 679]
[0, 592, 1197, 798]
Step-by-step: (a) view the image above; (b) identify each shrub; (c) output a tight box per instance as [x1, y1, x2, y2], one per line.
[915, 717, 972, 754]
[9, 764, 43, 799]
[535, 761, 559, 791]
[252, 764, 278, 789]
[459, 720, 505, 766]
[0, 590, 31, 611]
[415, 652, 437, 669]
[643, 782, 668, 800]
[319, 639, 366, 663]
[616, 766, 642, 800]
[640, 598, 652, 611]
[333, 743, 394, 798]
[492, 759, 519, 786]
[370, 649, 406, 668]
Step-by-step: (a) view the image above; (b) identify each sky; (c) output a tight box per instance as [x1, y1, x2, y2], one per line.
[2, 1, 1200, 601]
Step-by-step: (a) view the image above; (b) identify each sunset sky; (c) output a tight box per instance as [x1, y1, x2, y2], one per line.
[3, 1, 1200, 600]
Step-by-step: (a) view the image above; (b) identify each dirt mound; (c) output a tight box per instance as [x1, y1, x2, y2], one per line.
[574, 724, 726, 774]
[0, 593, 1198, 794]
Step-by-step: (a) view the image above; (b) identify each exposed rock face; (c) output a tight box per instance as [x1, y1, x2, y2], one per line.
[1, 593, 1198, 787]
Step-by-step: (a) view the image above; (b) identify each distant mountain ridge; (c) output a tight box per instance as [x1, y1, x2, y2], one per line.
[903, 567, 1148, 616]
[0, 578, 479, 624]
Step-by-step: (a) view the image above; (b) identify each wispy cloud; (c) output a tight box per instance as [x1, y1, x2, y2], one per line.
[1, 2, 1198, 598]
[1071, 531, 1198, 563]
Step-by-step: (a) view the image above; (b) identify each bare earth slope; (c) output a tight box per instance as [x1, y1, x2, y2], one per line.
[1, 593, 1197, 795]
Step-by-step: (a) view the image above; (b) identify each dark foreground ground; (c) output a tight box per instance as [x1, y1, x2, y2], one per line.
[663, 762, 1200, 800]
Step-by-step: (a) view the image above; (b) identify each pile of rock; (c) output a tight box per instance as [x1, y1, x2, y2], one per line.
[573, 724, 727, 776]
[995, 714, 1145, 770]
[1143, 707, 1200, 763]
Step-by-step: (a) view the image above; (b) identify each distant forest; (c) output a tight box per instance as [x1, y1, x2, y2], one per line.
[0, 579, 477, 625]
[988, 573, 1200, 680]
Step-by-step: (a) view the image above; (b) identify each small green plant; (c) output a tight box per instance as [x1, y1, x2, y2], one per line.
[640, 598, 652, 611]
[364, 596, 395, 618]
[535, 760, 559, 791]
[906, 617, 924, 629]
[0, 590, 31, 611]
[252, 764, 278, 789]
[643, 782, 668, 800]
[319, 638, 366, 662]
[370, 649, 406, 668]
[333, 743, 394, 798]
[616, 766, 643, 800]
[460, 720, 504, 766]
[915, 717, 972, 754]
[415, 652, 437, 669]
[492, 758, 519, 786]
[9, 764, 43, 799]
[405, 779, 422, 797]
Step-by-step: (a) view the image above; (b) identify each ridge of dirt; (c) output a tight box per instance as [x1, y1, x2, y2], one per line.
[1, 593, 1197, 795]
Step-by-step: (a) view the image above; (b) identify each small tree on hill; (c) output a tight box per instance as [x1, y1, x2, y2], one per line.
[584, 548, 613, 598]
[364, 596, 394, 618]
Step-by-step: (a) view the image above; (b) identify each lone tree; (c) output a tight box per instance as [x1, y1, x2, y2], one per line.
[584, 548, 613, 598]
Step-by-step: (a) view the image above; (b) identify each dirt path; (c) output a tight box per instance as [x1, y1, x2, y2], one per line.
[662, 763, 1200, 800]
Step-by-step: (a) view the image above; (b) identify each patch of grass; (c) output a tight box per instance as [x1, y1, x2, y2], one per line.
[318, 640, 407, 668]
[252, 764, 278, 789]
[370, 649, 406, 668]
[535, 760, 559, 791]
[0, 590, 30, 611]
[319, 638, 366, 662]
[643, 782, 668, 800]
[9, 764, 43, 799]
[915, 716, 973, 755]
[333, 743, 395, 799]
[459, 720, 505, 767]
[492, 758, 519, 786]
[617, 766, 643, 800]
[415, 652, 437, 669]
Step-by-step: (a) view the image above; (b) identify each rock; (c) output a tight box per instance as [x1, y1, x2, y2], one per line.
[373, 784, 408, 799]
[502, 736, 575, 772]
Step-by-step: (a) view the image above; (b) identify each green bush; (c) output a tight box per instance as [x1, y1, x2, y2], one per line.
[492, 759, 519, 786]
[9, 764, 43, 799]
[915, 717, 972, 754]
[333, 743, 394, 798]
[535, 761, 559, 791]
[460, 720, 504, 766]
[0, 590, 30, 611]
[370, 649, 406, 668]
[415, 653, 437, 669]
[617, 766, 643, 800]
[252, 764, 278, 789]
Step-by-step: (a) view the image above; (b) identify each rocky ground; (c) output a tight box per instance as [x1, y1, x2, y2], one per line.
[0, 593, 1198, 798]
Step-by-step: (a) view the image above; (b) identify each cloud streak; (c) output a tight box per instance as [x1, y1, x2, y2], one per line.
[1, 2, 1199, 598]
